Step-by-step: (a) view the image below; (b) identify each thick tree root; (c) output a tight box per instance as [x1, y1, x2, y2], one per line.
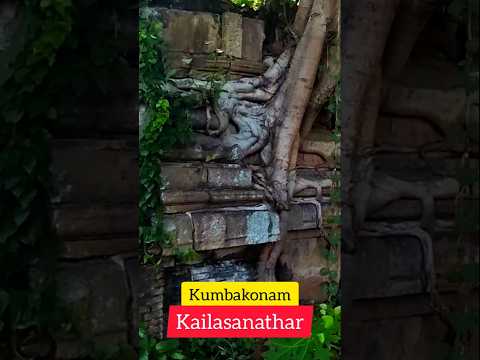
[353, 159, 459, 235]
[169, 50, 292, 162]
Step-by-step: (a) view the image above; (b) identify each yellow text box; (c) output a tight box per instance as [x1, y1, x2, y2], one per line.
[181, 282, 299, 306]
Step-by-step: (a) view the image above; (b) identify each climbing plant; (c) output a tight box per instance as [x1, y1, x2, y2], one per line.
[1, 0, 138, 356]
[139, 5, 193, 264]
[138, 305, 340, 360]
[139, 324, 256, 360]
[263, 304, 341, 360]
[0, 0, 73, 350]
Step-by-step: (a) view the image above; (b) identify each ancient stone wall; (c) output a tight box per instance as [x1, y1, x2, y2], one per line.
[46, 17, 140, 360]
[342, 8, 479, 359]
[139, 7, 339, 337]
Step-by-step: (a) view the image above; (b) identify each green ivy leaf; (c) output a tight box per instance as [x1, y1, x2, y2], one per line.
[322, 315, 334, 329]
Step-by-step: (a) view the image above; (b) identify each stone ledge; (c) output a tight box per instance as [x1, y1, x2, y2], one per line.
[162, 162, 252, 190]
[163, 202, 322, 251]
[61, 238, 137, 259]
[162, 189, 264, 205]
[192, 205, 280, 250]
[52, 204, 138, 238]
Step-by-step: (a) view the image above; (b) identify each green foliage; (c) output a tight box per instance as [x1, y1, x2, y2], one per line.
[139, 9, 192, 264]
[230, 0, 297, 11]
[1, 0, 140, 355]
[0, 0, 73, 342]
[139, 325, 255, 360]
[138, 305, 340, 360]
[231, 0, 266, 10]
[321, 80, 341, 302]
[263, 304, 341, 360]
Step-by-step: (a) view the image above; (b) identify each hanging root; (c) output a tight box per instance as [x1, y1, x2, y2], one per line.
[257, 211, 289, 281]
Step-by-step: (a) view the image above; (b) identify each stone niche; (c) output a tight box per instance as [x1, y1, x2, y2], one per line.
[150, 7, 266, 78]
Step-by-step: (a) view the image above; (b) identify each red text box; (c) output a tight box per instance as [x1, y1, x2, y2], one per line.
[167, 305, 313, 338]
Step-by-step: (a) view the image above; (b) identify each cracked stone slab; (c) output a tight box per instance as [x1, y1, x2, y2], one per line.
[222, 12, 243, 58]
[162, 162, 252, 190]
[155, 8, 220, 54]
[190, 204, 280, 250]
[163, 201, 323, 252]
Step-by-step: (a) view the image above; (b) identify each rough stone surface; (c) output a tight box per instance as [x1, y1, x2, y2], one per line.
[162, 190, 210, 204]
[279, 237, 335, 303]
[62, 238, 137, 259]
[161, 162, 207, 190]
[159, 8, 220, 54]
[162, 201, 324, 253]
[343, 315, 448, 360]
[345, 234, 426, 299]
[50, 139, 138, 204]
[53, 205, 137, 238]
[136, 265, 165, 338]
[242, 17, 265, 62]
[190, 260, 255, 282]
[287, 203, 320, 230]
[161, 163, 253, 190]
[209, 189, 264, 203]
[206, 164, 252, 188]
[192, 212, 228, 249]
[191, 206, 280, 250]
[54, 259, 129, 357]
[164, 213, 194, 246]
[222, 12, 243, 58]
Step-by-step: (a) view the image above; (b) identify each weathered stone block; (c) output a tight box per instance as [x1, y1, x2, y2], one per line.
[280, 237, 335, 303]
[159, 8, 220, 54]
[225, 211, 248, 240]
[192, 212, 227, 249]
[162, 163, 253, 190]
[207, 164, 252, 188]
[190, 260, 255, 282]
[53, 204, 138, 238]
[57, 97, 138, 136]
[192, 206, 280, 250]
[222, 12, 243, 58]
[242, 17, 264, 62]
[345, 234, 426, 299]
[164, 214, 194, 246]
[62, 238, 137, 259]
[162, 162, 207, 190]
[50, 140, 138, 204]
[162, 190, 209, 204]
[165, 203, 207, 214]
[161, 189, 264, 206]
[287, 202, 321, 230]
[55, 259, 129, 350]
[209, 189, 264, 203]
